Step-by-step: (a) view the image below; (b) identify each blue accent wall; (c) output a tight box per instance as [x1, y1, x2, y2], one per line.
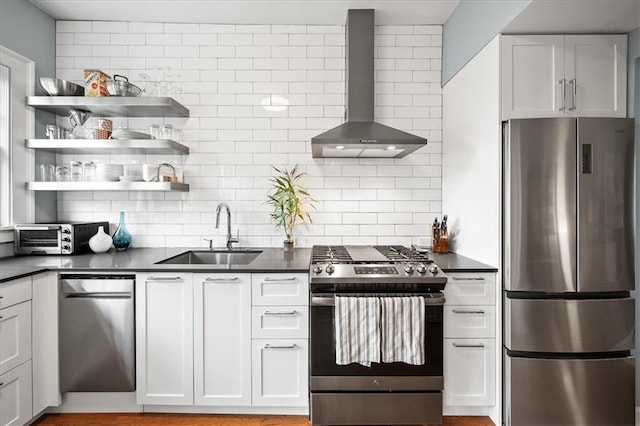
[442, 0, 531, 85]
[0, 0, 57, 223]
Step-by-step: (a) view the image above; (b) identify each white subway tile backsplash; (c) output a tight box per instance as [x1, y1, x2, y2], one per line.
[164, 23, 199, 34]
[74, 33, 110, 45]
[56, 22, 442, 247]
[92, 21, 128, 33]
[218, 33, 253, 45]
[271, 25, 307, 34]
[57, 44, 92, 57]
[57, 21, 92, 33]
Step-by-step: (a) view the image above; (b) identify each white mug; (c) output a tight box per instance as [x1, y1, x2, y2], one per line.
[142, 164, 159, 182]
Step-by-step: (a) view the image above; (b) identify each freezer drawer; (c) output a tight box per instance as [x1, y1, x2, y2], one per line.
[505, 355, 635, 426]
[505, 297, 634, 353]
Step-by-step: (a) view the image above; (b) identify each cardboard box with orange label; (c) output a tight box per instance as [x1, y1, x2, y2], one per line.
[84, 69, 110, 97]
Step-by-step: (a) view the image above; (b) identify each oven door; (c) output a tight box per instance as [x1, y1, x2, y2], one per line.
[310, 293, 444, 391]
[15, 225, 62, 254]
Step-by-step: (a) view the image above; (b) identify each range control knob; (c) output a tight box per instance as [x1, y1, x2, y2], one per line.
[62, 244, 70, 251]
[325, 263, 335, 275]
[313, 266, 323, 274]
[404, 264, 414, 274]
[62, 228, 71, 234]
[62, 236, 71, 242]
[416, 264, 427, 274]
[428, 265, 439, 275]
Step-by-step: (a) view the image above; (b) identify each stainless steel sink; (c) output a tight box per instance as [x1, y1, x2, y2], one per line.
[157, 250, 262, 265]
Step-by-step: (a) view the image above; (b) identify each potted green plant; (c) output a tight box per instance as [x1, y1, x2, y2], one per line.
[266, 164, 316, 251]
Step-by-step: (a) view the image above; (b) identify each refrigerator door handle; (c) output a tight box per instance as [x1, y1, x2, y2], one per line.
[581, 143, 592, 174]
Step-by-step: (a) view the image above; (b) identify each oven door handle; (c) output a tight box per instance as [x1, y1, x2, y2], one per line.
[16, 225, 61, 231]
[311, 295, 446, 306]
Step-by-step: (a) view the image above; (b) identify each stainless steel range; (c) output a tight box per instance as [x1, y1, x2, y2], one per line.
[309, 245, 447, 426]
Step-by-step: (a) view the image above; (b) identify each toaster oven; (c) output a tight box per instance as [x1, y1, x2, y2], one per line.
[14, 222, 109, 255]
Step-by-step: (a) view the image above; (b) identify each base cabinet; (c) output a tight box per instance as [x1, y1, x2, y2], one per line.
[137, 271, 309, 412]
[444, 339, 495, 406]
[252, 339, 308, 407]
[0, 271, 58, 426]
[136, 273, 194, 405]
[443, 271, 497, 411]
[194, 273, 251, 406]
[0, 361, 32, 426]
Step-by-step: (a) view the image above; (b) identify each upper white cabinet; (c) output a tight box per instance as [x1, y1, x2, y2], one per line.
[502, 34, 627, 119]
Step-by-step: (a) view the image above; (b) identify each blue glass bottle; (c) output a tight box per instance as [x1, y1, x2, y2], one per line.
[112, 211, 132, 251]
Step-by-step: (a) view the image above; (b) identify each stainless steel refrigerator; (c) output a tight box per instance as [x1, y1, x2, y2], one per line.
[503, 117, 636, 426]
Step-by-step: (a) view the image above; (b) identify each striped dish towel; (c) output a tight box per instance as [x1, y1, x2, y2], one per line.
[380, 296, 425, 365]
[334, 296, 381, 367]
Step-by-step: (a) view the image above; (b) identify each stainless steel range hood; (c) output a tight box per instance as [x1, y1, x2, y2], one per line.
[311, 9, 427, 159]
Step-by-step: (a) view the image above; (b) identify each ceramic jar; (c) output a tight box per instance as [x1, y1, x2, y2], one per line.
[88, 226, 112, 253]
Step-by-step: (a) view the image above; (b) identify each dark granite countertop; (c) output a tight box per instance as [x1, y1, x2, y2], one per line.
[0, 247, 312, 283]
[432, 252, 497, 272]
[0, 247, 496, 283]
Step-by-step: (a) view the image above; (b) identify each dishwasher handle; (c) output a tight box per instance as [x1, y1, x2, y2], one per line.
[63, 291, 132, 299]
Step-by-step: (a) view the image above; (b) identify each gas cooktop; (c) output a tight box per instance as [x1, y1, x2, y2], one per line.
[309, 245, 447, 289]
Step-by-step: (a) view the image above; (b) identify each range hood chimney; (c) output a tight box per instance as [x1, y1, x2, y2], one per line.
[311, 9, 427, 158]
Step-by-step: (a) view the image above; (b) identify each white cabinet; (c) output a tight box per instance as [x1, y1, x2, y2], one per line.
[444, 339, 495, 407]
[0, 302, 31, 376]
[31, 271, 60, 416]
[136, 271, 310, 412]
[194, 273, 251, 406]
[0, 360, 32, 426]
[136, 273, 194, 405]
[252, 273, 308, 306]
[0, 276, 32, 426]
[0, 272, 59, 426]
[502, 34, 627, 119]
[251, 339, 308, 407]
[443, 271, 496, 409]
[251, 272, 309, 408]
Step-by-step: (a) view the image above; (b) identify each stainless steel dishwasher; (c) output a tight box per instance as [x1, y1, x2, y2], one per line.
[59, 273, 135, 392]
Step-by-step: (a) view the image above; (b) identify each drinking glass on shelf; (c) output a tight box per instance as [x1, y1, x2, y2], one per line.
[70, 161, 83, 181]
[82, 161, 96, 181]
[40, 164, 55, 182]
[161, 124, 174, 140]
[169, 73, 183, 100]
[149, 124, 161, 139]
[56, 166, 70, 182]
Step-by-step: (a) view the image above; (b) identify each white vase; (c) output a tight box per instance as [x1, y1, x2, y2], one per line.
[89, 226, 112, 253]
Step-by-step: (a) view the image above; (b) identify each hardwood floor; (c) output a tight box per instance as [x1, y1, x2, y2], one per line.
[33, 413, 495, 426]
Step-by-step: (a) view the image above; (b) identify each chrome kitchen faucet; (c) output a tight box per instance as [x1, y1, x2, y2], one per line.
[214, 202, 239, 250]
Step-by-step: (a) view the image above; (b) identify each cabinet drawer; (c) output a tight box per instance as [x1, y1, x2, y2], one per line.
[252, 306, 308, 339]
[444, 338, 495, 407]
[252, 338, 308, 407]
[252, 273, 309, 306]
[444, 272, 495, 305]
[0, 301, 32, 375]
[0, 276, 32, 309]
[444, 305, 495, 338]
[0, 360, 33, 426]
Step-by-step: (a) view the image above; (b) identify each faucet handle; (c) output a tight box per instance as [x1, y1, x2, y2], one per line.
[229, 229, 240, 243]
[203, 238, 213, 250]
